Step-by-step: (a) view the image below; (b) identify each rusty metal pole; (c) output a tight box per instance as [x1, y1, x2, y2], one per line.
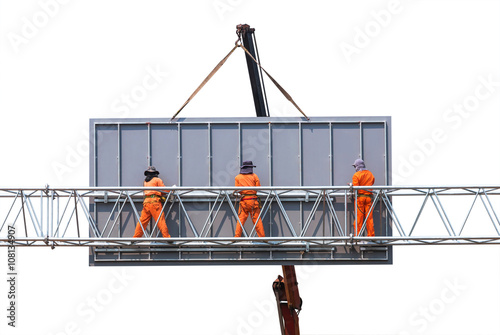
[273, 265, 301, 335]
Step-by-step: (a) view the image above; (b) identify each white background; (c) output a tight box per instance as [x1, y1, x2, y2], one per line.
[1, 0, 499, 334]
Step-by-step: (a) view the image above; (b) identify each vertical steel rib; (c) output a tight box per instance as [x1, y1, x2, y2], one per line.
[147, 122, 151, 166]
[344, 190, 347, 236]
[268, 123, 272, 185]
[177, 123, 181, 186]
[299, 122, 302, 187]
[55, 195, 59, 237]
[40, 190, 44, 236]
[50, 190, 54, 237]
[329, 122, 333, 186]
[73, 191, 81, 238]
[208, 123, 212, 186]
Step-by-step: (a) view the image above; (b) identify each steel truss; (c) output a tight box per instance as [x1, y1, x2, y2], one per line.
[0, 186, 500, 247]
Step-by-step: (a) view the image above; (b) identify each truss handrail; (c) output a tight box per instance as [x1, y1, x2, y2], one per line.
[1, 186, 500, 246]
[1, 185, 500, 192]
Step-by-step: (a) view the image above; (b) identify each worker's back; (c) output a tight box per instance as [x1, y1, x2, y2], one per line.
[235, 173, 260, 195]
[352, 170, 374, 195]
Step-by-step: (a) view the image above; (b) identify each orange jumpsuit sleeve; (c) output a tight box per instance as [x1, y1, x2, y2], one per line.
[156, 178, 166, 187]
[254, 174, 261, 187]
[352, 173, 360, 187]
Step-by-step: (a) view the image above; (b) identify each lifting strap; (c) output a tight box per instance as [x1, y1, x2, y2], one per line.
[170, 44, 239, 121]
[170, 43, 310, 121]
[239, 44, 309, 121]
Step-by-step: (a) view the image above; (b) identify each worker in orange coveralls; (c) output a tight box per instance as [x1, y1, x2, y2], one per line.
[133, 166, 171, 238]
[234, 161, 266, 238]
[352, 159, 375, 237]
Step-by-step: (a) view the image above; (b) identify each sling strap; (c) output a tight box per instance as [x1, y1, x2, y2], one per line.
[170, 43, 309, 121]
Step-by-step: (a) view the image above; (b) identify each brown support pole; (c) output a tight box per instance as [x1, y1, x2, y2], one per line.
[273, 265, 302, 335]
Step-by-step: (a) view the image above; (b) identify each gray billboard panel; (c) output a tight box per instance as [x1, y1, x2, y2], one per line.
[302, 123, 330, 186]
[272, 124, 300, 186]
[362, 123, 387, 185]
[120, 124, 149, 186]
[241, 123, 270, 186]
[151, 124, 179, 186]
[89, 117, 391, 265]
[181, 125, 209, 186]
[95, 125, 118, 186]
[211, 124, 239, 186]
[92, 118, 389, 189]
[332, 123, 360, 186]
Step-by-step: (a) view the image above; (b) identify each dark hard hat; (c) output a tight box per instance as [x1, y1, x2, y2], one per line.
[144, 166, 160, 176]
[240, 161, 256, 174]
[240, 161, 256, 168]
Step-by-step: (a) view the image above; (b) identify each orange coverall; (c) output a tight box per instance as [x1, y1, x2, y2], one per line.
[352, 170, 375, 237]
[133, 177, 171, 238]
[234, 173, 266, 237]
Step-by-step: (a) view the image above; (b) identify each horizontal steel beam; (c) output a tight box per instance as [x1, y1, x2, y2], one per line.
[1, 236, 500, 247]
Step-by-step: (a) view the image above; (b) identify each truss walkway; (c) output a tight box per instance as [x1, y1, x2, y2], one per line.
[1, 186, 499, 264]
